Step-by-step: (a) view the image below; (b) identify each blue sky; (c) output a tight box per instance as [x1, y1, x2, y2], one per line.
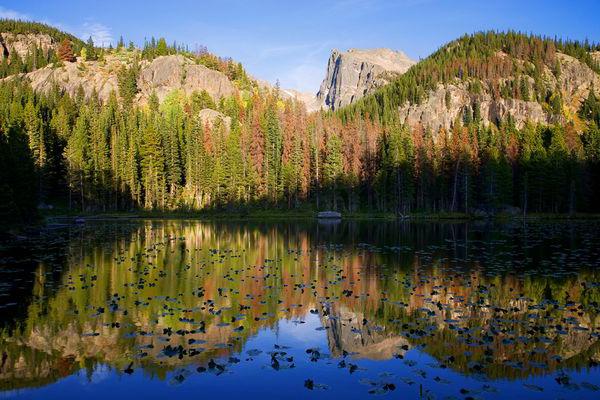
[1, 0, 599, 93]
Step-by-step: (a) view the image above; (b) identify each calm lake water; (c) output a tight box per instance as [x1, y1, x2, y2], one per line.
[1, 219, 600, 399]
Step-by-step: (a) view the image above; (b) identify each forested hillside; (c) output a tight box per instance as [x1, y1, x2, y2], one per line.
[1, 23, 600, 226]
[339, 31, 600, 124]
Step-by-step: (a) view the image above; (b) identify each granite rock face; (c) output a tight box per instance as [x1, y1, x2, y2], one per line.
[20, 58, 120, 101]
[137, 55, 235, 103]
[0, 32, 55, 60]
[397, 52, 600, 132]
[8, 54, 235, 105]
[397, 83, 551, 132]
[316, 48, 415, 110]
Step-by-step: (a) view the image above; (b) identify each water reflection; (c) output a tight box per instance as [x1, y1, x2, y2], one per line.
[1, 220, 600, 398]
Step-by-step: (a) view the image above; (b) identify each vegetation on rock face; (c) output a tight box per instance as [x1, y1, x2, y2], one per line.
[1, 26, 600, 226]
[0, 20, 85, 78]
[0, 19, 84, 47]
[140, 37, 253, 89]
[338, 31, 600, 124]
[0, 20, 252, 88]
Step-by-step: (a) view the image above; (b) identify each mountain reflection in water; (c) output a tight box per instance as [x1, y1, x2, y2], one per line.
[1, 220, 600, 399]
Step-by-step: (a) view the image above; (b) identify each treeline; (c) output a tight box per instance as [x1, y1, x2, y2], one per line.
[1, 30, 600, 226]
[1, 76, 600, 226]
[0, 19, 84, 47]
[339, 31, 600, 123]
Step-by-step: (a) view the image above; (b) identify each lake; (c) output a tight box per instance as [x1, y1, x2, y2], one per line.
[1, 219, 600, 399]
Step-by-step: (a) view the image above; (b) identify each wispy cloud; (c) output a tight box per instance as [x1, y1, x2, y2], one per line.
[0, 6, 114, 47]
[282, 62, 325, 94]
[0, 6, 31, 20]
[266, 41, 334, 93]
[80, 21, 114, 47]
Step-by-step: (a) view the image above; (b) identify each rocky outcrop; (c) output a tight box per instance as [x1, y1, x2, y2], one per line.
[0, 32, 55, 61]
[555, 53, 600, 107]
[198, 108, 232, 131]
[317, 48, 415, 110]
[21, 58, 120, 101]
[398, 83, 551, 132]
[9, 54, 236, 105]
[137, 55, 235, 103]
[398, 52, 600, 132]
[324, 307, 410, 360]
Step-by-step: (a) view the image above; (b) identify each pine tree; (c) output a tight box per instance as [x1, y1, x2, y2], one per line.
[156, 38, 168, 56]
[85, 36, 97, 61]
[324, 131, 343, 210]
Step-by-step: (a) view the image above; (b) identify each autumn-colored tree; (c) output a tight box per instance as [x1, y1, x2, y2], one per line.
[57, 39, 75, 62]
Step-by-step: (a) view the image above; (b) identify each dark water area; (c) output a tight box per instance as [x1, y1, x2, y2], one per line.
[1, 219, 600, 399]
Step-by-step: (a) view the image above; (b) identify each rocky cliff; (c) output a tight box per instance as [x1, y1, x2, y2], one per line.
[397, 52, 600, 132]
[8, 53, 236, 105]
[137, 55, 236, 103]
[0, 32, 55, 60]
[316, 48, 415, 110]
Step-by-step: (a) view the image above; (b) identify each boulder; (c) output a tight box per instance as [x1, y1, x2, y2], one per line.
[198, 108, 231, 131]
[317, 211, 342, 219]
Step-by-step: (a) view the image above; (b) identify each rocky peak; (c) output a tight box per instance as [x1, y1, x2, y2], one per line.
[252, 77, 321, 113]
[316, 48, 415, 110]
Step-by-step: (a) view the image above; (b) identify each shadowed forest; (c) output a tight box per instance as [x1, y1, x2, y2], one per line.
[2, 29, 600, 227]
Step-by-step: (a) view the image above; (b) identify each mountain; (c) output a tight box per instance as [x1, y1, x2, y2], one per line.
[2, 22, 600, 225]
[394, 52, 599, 133]
[12, 53, 236, 104]
[280, 87, 321, 112]
[316, 48, 415, 110]
[339, 32, 600, 133]
[253, 77, 321, 112]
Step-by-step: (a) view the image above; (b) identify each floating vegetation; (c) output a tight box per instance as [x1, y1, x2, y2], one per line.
[0, 220, 599, 398]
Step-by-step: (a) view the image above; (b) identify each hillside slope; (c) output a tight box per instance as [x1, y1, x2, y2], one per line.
[0, 19, 84, 61]
[339, 32, 600, 132]
[10, 53, 236, 104]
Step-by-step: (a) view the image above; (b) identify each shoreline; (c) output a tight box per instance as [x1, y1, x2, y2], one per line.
[5, 210, 600, 237]
[44, 210, 600, 222]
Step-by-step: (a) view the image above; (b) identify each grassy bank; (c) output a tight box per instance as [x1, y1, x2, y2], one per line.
[40, 207, 600, 223]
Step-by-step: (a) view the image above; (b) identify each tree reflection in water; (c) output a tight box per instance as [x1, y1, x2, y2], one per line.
[1, 220, 600, 398]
